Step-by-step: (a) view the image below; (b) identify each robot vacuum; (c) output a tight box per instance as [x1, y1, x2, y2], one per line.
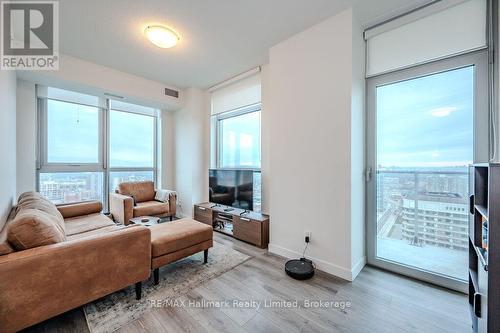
[285, 258, 315, 280]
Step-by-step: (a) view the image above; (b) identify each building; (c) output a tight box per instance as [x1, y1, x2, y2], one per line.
[401, 192, 469, 251]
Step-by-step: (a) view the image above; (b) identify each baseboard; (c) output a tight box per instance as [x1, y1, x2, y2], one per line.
[268, 243, 354, 281]
[351, 256, 366, 280]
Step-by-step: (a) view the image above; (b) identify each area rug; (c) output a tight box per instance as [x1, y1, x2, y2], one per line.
[83, 241, 250, 333]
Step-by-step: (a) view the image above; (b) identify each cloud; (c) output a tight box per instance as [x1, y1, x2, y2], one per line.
[430, 107, 458, 117]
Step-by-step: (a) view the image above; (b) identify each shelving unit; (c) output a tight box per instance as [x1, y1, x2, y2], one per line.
[469, 163, 500, 332]
[213, 212, 234, 236]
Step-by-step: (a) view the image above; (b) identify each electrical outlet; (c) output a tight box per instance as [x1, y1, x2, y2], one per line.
[304, 231, 311, 243]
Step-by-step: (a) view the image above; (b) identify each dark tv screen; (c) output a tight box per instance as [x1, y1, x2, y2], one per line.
[209, 169, 254, 210]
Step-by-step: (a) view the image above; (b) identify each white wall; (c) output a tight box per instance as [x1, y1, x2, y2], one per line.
[350, 16, 366, 276]
[260, 64, 271, 214]
[174, 88, 210, 217]
[160, 110, 176, 190]
[16, 80, 37, 196]
[266, 8, 365, 281]
[17, 54, 183, 111]
[0, 71, 17, 229]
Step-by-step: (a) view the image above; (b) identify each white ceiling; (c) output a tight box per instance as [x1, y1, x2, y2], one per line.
[58, 0, 430, 89]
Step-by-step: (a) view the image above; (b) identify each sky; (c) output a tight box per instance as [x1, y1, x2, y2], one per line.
[220, 110, 261, 168]
[376, 66, 474, 168]
[47, 100, 154, 167]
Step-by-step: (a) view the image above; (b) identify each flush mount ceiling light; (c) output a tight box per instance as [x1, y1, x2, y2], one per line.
[144, 25, 179, 48]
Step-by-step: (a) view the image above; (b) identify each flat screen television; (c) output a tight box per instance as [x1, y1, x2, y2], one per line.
[209, 169, 254, 211]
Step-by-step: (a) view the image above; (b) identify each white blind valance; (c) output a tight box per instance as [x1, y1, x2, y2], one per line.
[37, 86, 102, 107]
[211, 73, 261, 115]
[110, 99, 158, 116]
[365, 0, 487, 77]
[36, 86, 158, 116]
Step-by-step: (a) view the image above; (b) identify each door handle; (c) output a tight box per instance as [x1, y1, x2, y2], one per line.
[240, 217, 250, 222]
[473, 292, 482, 318]
[365, 167, 373, 182]
[469, 195, 475, 215]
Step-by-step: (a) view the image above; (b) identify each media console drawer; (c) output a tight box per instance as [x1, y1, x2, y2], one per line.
[194, 205, 212, 225]
[233, 216, 262, 247]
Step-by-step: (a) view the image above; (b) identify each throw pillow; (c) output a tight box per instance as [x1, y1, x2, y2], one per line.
[8, 208, 66, 250]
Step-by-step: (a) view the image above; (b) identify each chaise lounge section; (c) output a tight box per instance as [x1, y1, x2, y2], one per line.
[150, 219, 213, 284]
[0, 192, 214, 332]
[0, 192, 151, 333]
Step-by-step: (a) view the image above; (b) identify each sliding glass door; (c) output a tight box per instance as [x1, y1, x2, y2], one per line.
[366, 51, 489, 292]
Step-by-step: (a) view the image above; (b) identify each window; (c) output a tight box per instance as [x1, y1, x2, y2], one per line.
[374, 66, 474, 281]
[109, 110, 155, 168]
[108, 108, 156, 194]
[213, 105, 262, 211]
[47, 100, 100, 164]
[366, 51, 488, 292]
[218, 108, 261, 168]
[37, 88, 158, 206]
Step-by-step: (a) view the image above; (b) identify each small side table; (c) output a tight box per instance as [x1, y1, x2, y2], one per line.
[129, 216, 161, 227]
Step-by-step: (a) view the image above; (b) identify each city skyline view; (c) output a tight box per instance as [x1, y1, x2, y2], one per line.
[39, 171, 154, 204]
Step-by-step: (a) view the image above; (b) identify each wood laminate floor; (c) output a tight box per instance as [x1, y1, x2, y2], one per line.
[23, 233, 471, 333]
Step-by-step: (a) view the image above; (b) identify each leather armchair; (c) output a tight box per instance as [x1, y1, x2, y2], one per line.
[109, 181, 177, 225]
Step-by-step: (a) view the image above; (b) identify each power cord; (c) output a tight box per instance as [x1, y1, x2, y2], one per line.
[177, 200, 183, 217]
[302, 241, 309, 258]
[301, 236, 315, 269]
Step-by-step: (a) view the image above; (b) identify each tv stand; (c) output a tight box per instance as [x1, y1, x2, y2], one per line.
[194, 202, 269, 248]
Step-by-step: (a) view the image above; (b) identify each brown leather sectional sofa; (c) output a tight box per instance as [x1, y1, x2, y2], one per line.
[0, 192, 151, 333]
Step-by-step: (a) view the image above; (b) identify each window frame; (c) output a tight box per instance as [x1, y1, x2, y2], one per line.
[36, 93, 159, 209]
[215, 103, 262, 170]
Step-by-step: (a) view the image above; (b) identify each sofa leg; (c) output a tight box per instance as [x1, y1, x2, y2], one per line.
[135, 282, 142, 300]
[204, 249, 208, 264]
[170, 215, 173, 221]
[154, 268, 160, 285]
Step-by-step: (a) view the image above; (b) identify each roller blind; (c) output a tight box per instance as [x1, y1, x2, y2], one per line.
[365, 0, 487, 77]
[110, 99, 157, 116]
[211, 73, 261, 115]
[37, 86, 102, 107]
